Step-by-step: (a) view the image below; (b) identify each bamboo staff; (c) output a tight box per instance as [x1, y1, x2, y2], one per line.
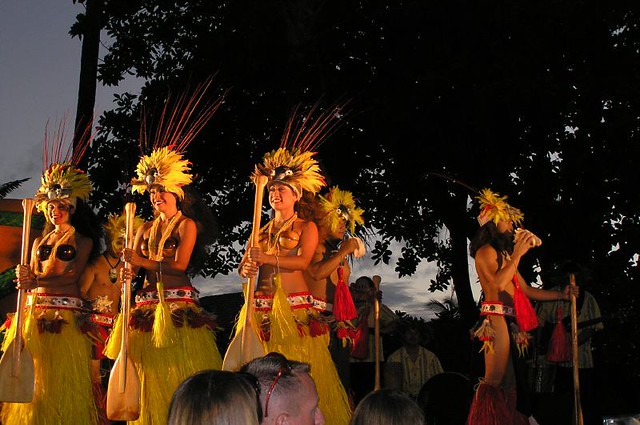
[569, 273, 584, 425]
[372, 274, 381, 391]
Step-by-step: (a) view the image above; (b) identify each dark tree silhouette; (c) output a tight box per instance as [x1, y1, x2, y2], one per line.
[74, 1, 640, 414]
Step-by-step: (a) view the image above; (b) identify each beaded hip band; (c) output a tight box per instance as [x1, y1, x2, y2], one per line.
[312, 297, 333, 313]
[135, 286, 199, 306]
[254, 292, 314, 312]
[26, 293, 84, 310]
[480, 302, 515, 317]
[91, 313, 115, 327]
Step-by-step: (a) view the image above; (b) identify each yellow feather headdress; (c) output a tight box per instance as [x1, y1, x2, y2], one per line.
[103, 211, 145, 254]
[319, 186, 365, 235]
[476, 188, 524, 226]
[130, 79, 225, 200]
[252, 103, 347, 196]
[34, 119, 93, 215]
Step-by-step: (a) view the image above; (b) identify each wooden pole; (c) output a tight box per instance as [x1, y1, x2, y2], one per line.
[221, 175, 268, 371]
[372, 275, 381, 391]
[106, 202, 141, 420]
[569, 273, 584, 425]
[0, 198, 35, 402]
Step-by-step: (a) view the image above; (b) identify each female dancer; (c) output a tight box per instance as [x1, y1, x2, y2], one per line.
[2, 140, 100, 424]
[238, 106, 352, 425]
[106, 83, 224, 425]
[304, 186, 365, 397]
[467, 189, 577, 424]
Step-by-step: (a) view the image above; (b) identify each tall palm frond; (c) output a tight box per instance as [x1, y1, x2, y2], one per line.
[0, 178, 30, 200]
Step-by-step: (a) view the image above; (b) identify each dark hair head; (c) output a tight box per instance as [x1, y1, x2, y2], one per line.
[168, 370, 262, 425]
[43, 199, 102, 262]
[177, 185, 218, 276]
[352, 276, 374, 293]
[469, 221, 514, 261]
[350, 389, 425, 425]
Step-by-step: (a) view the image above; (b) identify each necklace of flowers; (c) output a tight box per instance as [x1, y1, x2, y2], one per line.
[147, 210, 183, 262]
[34, 226, 75, 278]
[260, 213, 298, 255]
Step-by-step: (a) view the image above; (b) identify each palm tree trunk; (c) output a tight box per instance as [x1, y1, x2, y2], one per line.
[73, 0, 103, 169]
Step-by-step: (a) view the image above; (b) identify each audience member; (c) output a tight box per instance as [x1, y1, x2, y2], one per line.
[241, 352, 325, 425]
[350, 389, 425, 425]
[535, 264, 604, 425]
[168, 369, 262, 425]
[385, 322, 443, 400]
[349, 275, 399, 403]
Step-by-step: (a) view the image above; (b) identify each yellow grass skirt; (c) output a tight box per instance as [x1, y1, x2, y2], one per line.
[105, 289, 222, 425]
[236, 280, 352, 425]
[0, 295, 98, 425]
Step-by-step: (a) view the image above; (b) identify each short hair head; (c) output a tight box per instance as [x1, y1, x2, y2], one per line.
[350, 389, 425, 425]
[240, 352, 312, 419]
[351, 276, 374, 293]
[168, 369, 262, 425]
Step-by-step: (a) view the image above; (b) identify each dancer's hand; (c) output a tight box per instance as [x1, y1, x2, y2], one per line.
[121, 248, 143, 267]
[248, 246, 266, 265]
[240, 261, 259, 279]
[15, 264, 38, 290]
[339, 238, 360, 256]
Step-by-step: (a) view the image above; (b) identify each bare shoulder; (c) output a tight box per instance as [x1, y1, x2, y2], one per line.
[297, 219, 317, 233]
[178, 215, 196, 230]
[75, 232, 93, 249]
[475, 244, 497, 262]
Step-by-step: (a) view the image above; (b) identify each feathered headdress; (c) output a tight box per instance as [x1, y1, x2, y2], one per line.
[319, 186, 364, 235]
[476, 188, 524, 226]
[130, 79, 225, 200]
[252, 103, 347, 196]
[34, 119, 93, 215]
[103, 211, 145, 254]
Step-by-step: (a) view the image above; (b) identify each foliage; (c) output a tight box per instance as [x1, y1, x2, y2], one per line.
[78, 0, 640, 399]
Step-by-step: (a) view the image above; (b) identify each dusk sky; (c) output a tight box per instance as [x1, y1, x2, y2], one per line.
[0, 1, 480, 318]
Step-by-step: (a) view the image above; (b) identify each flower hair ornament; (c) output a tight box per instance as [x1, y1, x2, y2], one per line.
[319, 186, 364, 236]
[34, 119, 93, 216]
[130, 78, 225, 200]
[476, 188, 524, 227]
[252, 102, 349, 197]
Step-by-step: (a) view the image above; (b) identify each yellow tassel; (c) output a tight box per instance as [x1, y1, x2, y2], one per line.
[269, 274, 297, 346]
[473, 317, 496, 354]
[231, 282, 249, 338]
[152, 280, 178, 348]
[104, 312, 123, 359]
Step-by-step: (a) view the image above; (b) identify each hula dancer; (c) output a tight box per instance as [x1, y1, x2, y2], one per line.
[237, 106, 352, 425]
[467, 189, 577, 424]
[304, 186, 365, 400]
[106, 82, 224, 425]
[3, 123, 100, 425]
[80, 211, 143, 424]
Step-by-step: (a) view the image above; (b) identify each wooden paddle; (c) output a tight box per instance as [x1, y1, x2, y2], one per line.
[372, 274, 381, 391]
[569, 273, 584, 425]
[0, 198, 35, 402]
[222, 175, 268, 371]
[106, 202, 141, 421]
